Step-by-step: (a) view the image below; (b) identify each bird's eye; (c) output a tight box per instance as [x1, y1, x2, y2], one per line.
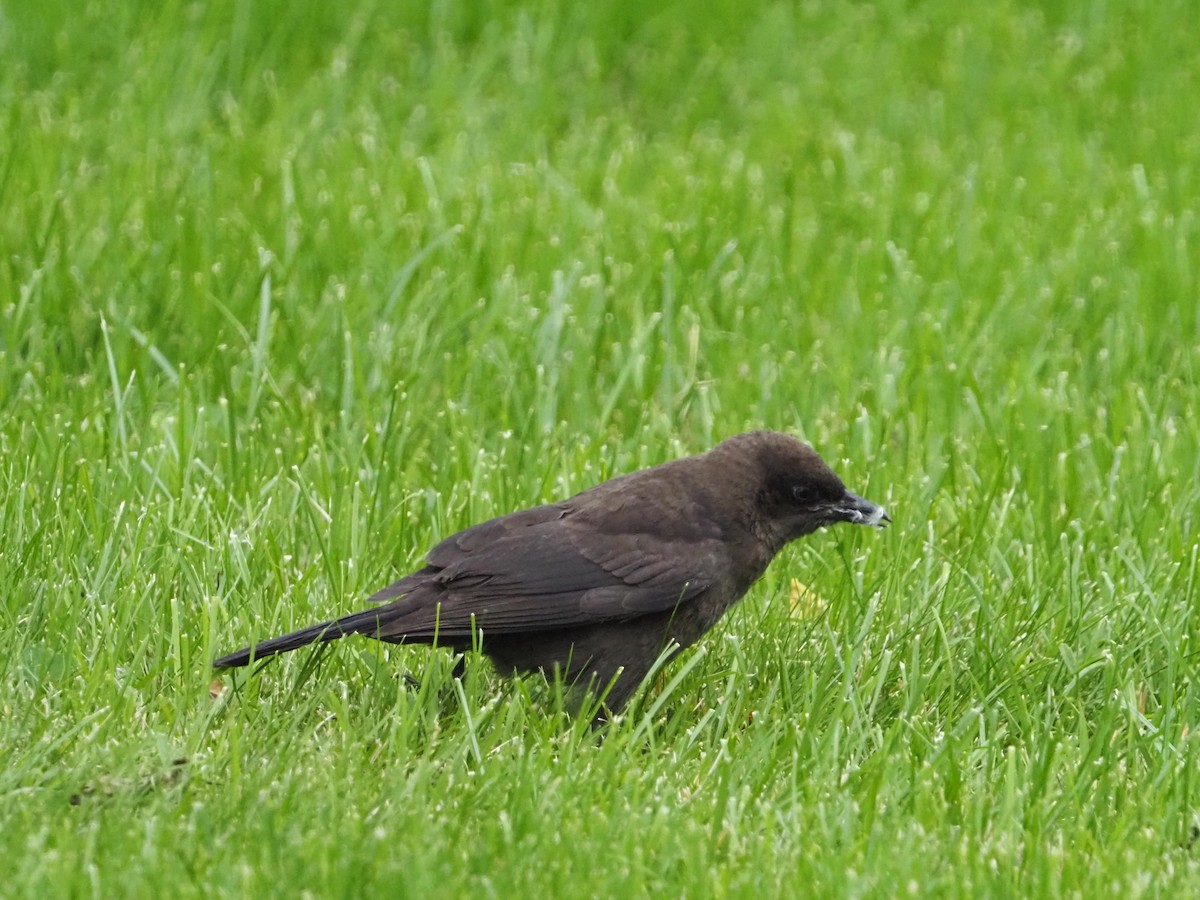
[791, 483, 816, 504]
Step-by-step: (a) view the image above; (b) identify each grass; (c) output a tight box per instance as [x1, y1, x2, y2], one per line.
[3, 0, 1200, 894]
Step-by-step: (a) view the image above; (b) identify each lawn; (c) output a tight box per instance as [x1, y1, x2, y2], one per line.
[4, 0, 1200, 895]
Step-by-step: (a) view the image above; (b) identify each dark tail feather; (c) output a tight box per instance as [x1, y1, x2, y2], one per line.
[213, 608, 390, 669]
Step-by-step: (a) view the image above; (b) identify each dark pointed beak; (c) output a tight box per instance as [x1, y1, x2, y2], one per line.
[834, 491, 891, 527]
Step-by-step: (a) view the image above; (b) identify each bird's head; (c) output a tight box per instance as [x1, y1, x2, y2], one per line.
[715, 431, 890, 547]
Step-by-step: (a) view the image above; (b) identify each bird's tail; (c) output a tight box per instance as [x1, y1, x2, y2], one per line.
[212, 608, 390, 669]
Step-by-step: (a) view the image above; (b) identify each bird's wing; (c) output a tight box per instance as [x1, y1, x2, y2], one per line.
[364, 500, 723, 639]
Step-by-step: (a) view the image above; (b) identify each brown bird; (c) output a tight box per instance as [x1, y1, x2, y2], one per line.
[213, 431, 889, 716]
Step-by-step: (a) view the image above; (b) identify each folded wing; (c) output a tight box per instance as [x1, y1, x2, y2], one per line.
[364, 501, 723, 640]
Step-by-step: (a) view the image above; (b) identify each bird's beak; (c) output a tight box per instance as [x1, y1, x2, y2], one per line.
[834, 491, 891, 527]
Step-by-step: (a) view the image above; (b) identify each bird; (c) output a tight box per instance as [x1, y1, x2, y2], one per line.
[213, 430, 889, 717]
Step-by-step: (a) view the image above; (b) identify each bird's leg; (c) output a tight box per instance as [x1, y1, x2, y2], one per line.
[400, 652, 467, 689]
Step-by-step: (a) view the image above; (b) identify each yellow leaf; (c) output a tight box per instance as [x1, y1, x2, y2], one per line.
[789, 578, 828, 619]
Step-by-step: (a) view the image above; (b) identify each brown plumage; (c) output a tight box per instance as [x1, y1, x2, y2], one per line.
[213, 431, 889, 715]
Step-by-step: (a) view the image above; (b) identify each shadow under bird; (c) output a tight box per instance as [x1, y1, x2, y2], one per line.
[214, 430, 890, 716]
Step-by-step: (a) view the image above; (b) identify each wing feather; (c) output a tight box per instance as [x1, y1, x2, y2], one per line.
[364, 494, 725, 638]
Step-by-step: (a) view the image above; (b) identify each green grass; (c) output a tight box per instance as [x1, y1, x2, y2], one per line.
[4, 0, 1200, 894]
